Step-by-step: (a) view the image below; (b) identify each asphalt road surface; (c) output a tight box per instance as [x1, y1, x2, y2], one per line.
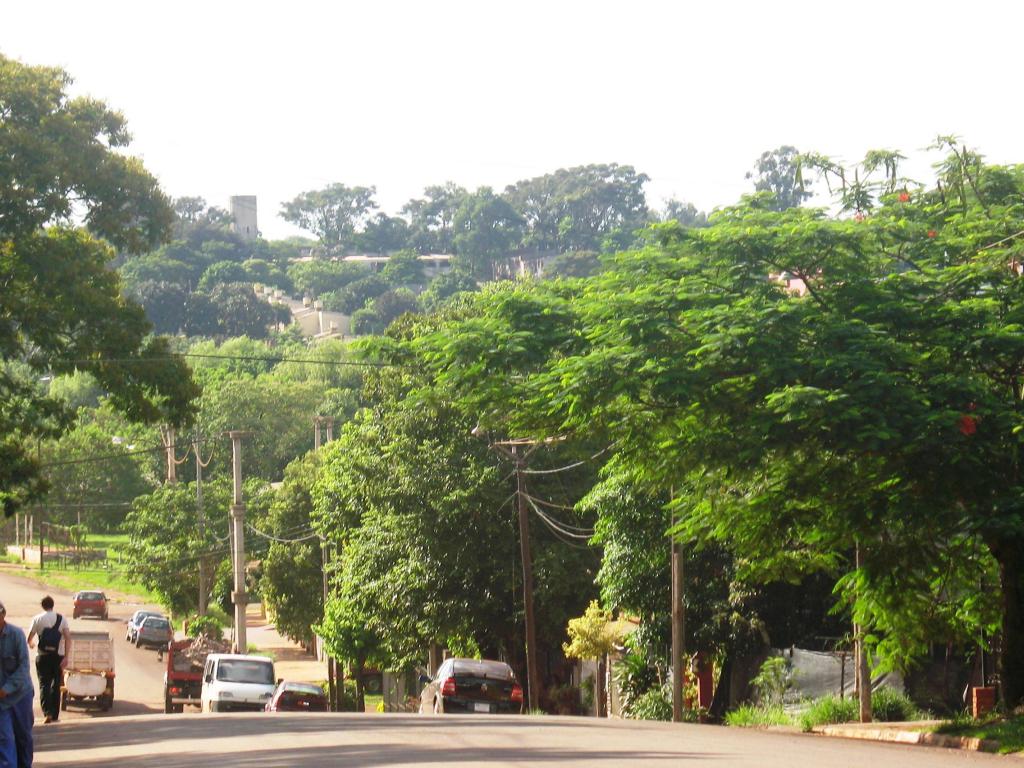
[0, 568, 169, 720]
[32, 712, 1008, 767]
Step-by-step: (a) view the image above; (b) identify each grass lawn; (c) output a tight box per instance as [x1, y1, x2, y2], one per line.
[935, 715, 1024, 754]
[16, 563, 161, 606]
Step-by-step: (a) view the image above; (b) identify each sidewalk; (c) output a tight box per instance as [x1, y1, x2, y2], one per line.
[812, 720, 1000, 753]
[243, 603, 327, 685]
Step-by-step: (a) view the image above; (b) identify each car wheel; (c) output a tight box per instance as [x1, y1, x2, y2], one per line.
[209, 701, 219, 713]
[135, 638, 141, 648]
[433, 697, 444, 715]
[60, 691, 68, 712]
[164, 690, 174, 714]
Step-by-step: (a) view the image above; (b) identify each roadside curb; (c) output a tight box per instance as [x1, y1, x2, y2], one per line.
[813, 723, 1000, 753]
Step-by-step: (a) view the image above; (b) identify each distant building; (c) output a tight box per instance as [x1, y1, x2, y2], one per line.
[230, 196, 258, 241]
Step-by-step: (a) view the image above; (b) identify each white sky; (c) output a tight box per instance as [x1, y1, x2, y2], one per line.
[3, 1, 1021, 240]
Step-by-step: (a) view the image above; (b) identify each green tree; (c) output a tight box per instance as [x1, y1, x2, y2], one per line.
[355, 213, 411, 254]
[402, 182, 467, 254]
[452, 187, 524, 278]
[280, 183, 378, 251]
[746, 145, 812, 211]
[261, 454, 323, 645]
[0, 54, 199, 514]
[504, 164, 651, 252]
[198, 260, 250, 291]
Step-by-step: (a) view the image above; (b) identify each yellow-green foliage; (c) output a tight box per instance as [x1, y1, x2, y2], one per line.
[563, 600, 619, 660]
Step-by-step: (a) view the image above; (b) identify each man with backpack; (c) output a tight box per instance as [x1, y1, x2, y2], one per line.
[0, 599, 34, 767]
[27, 596, 71, 725]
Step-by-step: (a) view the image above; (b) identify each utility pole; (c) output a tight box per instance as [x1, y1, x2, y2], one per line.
[195, 432, 208, 616]
[313, 417, 322, 451]
[161, 426, 178, 484]
[855, 542, 872, 722]
[512, 446, 541, 712]
[228, 431, 250, 653]
[671, 505, 686, 722]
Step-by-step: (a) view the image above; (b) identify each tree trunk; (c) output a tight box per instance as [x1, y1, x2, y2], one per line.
[708, 648, 734, 721]
[355, 662, 366, 713]
[597, 656, 606, 717]
[993, 537, 1024, 708]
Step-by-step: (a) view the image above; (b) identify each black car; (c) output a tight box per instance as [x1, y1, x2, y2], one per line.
[419, 658, 523, 715]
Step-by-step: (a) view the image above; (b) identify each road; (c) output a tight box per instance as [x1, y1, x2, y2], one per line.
[0, 568, 168, 719]
[2, 569, 1008, 766]
[32, 711, 1008, 767]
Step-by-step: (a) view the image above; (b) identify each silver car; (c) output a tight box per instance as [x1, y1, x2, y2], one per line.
[135, 615, 173, 650]
[126, 610, 163, 643]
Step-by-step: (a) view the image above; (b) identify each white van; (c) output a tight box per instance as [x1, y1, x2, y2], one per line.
[200, 653, 277, 712]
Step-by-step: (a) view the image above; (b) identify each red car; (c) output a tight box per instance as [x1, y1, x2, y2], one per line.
[265, 681, 328, 712]
[73, 591, 108, 620]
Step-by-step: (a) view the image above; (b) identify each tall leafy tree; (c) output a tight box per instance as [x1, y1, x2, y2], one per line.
[746, 145, 813, 211]
[402, 182, 467, 254]
[0, 53, 199, 514]
[280, 183, 378, 251]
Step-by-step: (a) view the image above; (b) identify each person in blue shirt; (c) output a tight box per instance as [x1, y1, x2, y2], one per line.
[0, 601, 33, 768]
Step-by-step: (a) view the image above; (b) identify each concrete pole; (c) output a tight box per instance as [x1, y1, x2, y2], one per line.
[314, 417, 322, 451]
[164, 426, 177, 484]
[855, 542, 872, 722]
[671, 511, 686, 721]
[228, 431, 248, 653]
[324, 418, 335, 443]
[514, 449, 540, 712]
[195, 433, 207, 616]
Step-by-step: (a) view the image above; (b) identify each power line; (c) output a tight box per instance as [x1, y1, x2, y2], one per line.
[245, 522, 320, 543]
[50, 353, 397, 368]
[520, 444, 614, 475]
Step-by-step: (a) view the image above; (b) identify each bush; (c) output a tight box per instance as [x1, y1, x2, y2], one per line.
[798, 695, 858, 732]
[185, 614, 225, 641]
[725, 703, 793, 728]
[871, 687, 926, 722]
[613, 649, 660, 716]
[751, 656, 793, 706]
[630, 687, 673, 722]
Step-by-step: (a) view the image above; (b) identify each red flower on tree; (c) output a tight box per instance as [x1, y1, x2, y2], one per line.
[927, 229, 938, 238]
[898, 192, 911, 203]
[959, 415, 978, 436]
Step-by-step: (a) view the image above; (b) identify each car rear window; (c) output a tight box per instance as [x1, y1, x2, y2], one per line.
[144, 618, 170, 630]
[217, 659, 274, 685]
[78, 592, 104, 601]
[451, 660, 515, 680]
[284, 683, 325, 696]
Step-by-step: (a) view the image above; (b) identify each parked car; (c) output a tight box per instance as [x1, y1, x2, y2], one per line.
[201, 654, 276, 712]
[73, 591, 108, 620]
[265, 681, 328, 712]
[125, 610, 163, 643]
[419, 658, 523, 715]
[135, 615, 173, 650]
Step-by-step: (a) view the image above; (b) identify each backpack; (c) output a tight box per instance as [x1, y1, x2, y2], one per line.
[39, 615, 63, 655]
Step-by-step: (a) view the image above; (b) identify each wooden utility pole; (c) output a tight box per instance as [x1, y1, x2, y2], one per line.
[162, 426, 178, 484]
[513, 447, 541, 712]
[855, 542, 872, 722]
[228, 431, 250, 652]
[195, 432, 208, 616]
[671, 507, 686, 721]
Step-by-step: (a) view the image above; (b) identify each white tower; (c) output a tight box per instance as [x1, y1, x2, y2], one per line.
[230, 196, 258, 241]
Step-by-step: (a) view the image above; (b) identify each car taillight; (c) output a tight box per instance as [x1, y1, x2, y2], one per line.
[511, 684, 523, 703]
[441, 677, 456, 697]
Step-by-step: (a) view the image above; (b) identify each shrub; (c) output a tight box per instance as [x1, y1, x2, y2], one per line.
[725, 703, 793, 728]
[871, 687, 926, 722]
[185, 614, 225, 641]
[798, 695, 858, 732]
[751, 656, 793, 706]
[630, 687, 673, 722]
[613, 649, 660, 716]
